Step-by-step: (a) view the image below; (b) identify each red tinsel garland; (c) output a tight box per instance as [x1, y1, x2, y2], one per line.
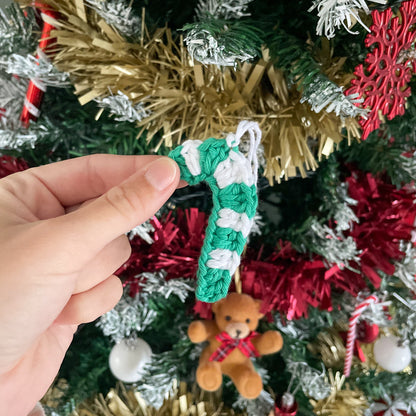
[119, 168, 416, 320]
[0, 155, 29, 178]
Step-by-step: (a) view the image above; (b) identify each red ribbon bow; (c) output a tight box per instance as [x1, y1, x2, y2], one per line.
[209, 331, 260, 362]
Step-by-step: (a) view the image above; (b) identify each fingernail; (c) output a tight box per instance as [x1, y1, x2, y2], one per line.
[145, 157, 177, 191]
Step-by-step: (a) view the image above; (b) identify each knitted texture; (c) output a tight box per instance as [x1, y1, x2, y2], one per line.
[168, 121, 261, 302]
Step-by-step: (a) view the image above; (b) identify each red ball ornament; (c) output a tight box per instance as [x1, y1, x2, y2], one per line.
[356, 321, 379, 344]
[274, 393, 298, 416]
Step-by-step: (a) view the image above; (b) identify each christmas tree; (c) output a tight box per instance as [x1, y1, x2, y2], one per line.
[2, 0, 416, 415]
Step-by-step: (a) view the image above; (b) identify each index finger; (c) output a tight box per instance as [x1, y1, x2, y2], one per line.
[27, 154, 161, 207]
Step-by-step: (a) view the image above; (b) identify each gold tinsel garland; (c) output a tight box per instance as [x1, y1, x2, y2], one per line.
[310, 371, 368, 416]
[55, 381, 241, 416]
[18, 0, 361, 183]
[308, 329, 346, 369]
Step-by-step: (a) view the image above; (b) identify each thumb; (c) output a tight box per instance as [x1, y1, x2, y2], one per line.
[57, 157, 179, 251]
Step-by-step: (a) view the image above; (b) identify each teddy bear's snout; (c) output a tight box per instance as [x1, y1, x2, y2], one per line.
[225, 322, 250, 339]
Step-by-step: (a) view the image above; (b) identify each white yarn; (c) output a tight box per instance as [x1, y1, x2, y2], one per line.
[216, 208, 253, 238]
[206, 248, 240, 275]
[226, 120, 262, 186]
[213, 150, 254, 188]
[181, 139, 203, 176]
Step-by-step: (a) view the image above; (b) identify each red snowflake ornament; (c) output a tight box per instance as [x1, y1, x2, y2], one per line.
[346, 0, 416, 140]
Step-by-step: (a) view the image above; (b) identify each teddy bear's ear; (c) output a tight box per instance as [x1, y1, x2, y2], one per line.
[212, 298, 225, 314]
[254, 299, 265, 319]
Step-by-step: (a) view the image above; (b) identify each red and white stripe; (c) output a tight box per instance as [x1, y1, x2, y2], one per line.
[20, 8, 59, 127]
[344, 294, 378, 377]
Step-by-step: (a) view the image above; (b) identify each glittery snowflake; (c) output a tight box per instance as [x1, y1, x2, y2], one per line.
[346, 0, 416, 140]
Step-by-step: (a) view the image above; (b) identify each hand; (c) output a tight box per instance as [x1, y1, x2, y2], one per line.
[0, 154, 180, 415]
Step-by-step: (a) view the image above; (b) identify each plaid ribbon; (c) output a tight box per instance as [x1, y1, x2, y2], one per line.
[209, 331, 260, 362]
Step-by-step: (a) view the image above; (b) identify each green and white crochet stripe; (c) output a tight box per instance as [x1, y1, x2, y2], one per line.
[168, 121, 261, 303]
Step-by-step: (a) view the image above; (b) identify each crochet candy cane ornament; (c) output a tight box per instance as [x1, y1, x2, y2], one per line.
[169, 121, 261, 303]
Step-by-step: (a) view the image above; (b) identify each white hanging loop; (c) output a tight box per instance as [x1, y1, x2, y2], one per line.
[226, 120, 262, 186]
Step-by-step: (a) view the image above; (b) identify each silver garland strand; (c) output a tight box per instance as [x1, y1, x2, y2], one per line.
[399, 150, 416, 182]
[286, 361, 331, 400]
[0, 3, 38, 58]
[234, 390, 274, 416]
[138, 272, 195, 303]
[307, 218, 361, 268]
[0, 118, 60, 149]
[96, 91, 150, 123]
[84, 0, 141, 39]
[301, 76, 369, 119]
[248, 212, 264, 238]
[97, 272, 195, 343]
[331, 184, 359, 232]
[0, 74, 28, 128]
[393, 242, 416, 293]
[96, 288, 157, 343]
[137, 359, 181, 408]
[128, 220, 155, 244]
[392, 295, 416, 357]
[0, 54, 70, 88]
[274, 312, 334, 340]
[308, 0, 387, 39]
[137, 342, 198, 408]
[195, 0, 253, 20]
[185, 28, 257, 66]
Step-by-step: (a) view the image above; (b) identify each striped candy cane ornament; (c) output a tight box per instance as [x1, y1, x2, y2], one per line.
[20, 7, 59, 127]
[344, 294, 378, 377]
[169, 121, 261, 303]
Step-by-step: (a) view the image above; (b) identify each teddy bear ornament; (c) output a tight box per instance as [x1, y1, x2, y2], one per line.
[188, 292, 283, 399]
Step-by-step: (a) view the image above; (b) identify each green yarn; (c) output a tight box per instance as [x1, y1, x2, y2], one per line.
[169, 137, 258, 303]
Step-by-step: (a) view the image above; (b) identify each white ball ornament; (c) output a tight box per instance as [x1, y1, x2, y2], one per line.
[109, 338, 152, 383]
[373, 335, 412, 373]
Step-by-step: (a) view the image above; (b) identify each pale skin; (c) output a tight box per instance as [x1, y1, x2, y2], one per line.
[0, 154, 181, 416]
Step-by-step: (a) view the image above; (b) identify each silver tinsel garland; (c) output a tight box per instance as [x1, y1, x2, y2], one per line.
[393, 295, 416, 357]
[195, 0, 253, 20]
[137, 272, 195, 303]
[0, 74, 28, 128]
[0, 3, 38, 58]
[96, 91, 150, 123]
[286, 361, 331, 400]
[234, 390, 274, 416]
[0, 54, 70, 88]
[331, 184, 359, 233]
[307, 218, 361, 268]
[97, 272, 195, 343]
[97, 290, 157, 343]
[137, 341, 198, 408]
[128, 220, 155, 244]
[301, 76, 369, 119]
[0, 117, 61, 149]
[309, 0, 387, 39]
[84, 0, 141, 39]
[185, 28, 257, 66]
[393, 242, 416, 293]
